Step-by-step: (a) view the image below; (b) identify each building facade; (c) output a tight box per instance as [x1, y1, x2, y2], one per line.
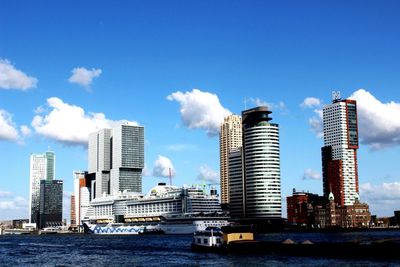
[39, 180, 63, 229]
[242, 107, 281, 219]
[29, 151, 55, 224]
[314, 194, 371, 228]
[219, 115, 242, 204]
[70, 194, 76, 226]
[321, 96, 359, 206]
[89, 129, 112, 198]
[286, 190, 325, 226]
[110, 124, 144, 194]
[88, 123, 144, 199]
[73, 171, 94, 226]
[228, 148, 244, 218]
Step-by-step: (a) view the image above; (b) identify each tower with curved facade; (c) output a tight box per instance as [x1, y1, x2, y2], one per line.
[242, 106, 281, 219]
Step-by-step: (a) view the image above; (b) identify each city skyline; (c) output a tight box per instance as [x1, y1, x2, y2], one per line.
[1, 1, 400, 220]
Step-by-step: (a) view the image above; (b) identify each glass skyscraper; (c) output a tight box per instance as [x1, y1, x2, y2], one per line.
[88, 123, 144, 198]
[39, 179, 63, 229]
[29, 151, 55, 224]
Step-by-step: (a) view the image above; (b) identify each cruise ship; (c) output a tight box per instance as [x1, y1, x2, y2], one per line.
[83, 183, 229, 234]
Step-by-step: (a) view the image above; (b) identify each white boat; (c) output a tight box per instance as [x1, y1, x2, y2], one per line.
[82, 183, 229, 235]
[191, 227, 224, 251]
[191, 225, 258, 252]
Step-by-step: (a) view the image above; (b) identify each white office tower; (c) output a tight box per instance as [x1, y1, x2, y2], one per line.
[322, 96, 359, 207]
[88, 123, 144, 198]
[219, 115, 242, 204]
[89, 129, 111, 199]
[242, 107, 281, 218]
[73, 171, 91, 226]
[29, 151, 55, 223]
[110, 124, 144, 194]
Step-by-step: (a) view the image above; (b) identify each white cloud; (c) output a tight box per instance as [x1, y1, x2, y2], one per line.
[247, 98, 287, 113]
[0, 197, 27, 209]
[302, 168, 322, 180]
[68, 67, 102, 88]
[31, 97, 138, 146]
[0, 109, 19, 141]
[142, 164, 151, 177]
[152, 155, 176, 177]
[308, 109, 323, 138]
[0, 191, 12, 197]
[360, 182, 400, 216]
[301, 97, 321, 108]
[301, 96, 324, 138]
[248, 97, 268, 107]
[20, 125, 31, 136]
[0, 59, 38, 90]
[197, 165, 219, 184]
[349, 89, 400, 149]
[165, 144, 196, 151]
[167, 89, 231, 136]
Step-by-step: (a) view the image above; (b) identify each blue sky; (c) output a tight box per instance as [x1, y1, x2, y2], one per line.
[1, 0, 400, 220]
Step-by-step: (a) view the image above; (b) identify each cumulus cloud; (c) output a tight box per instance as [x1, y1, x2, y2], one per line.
[31, 97, 138, 146]
[301, 96, 324, 138]
[152, 155, 176, 177]
[247, 98, 287, 113]
[142, 164, 151, 177]
[360, 182, 400, 216]
[0, 109, 19, 141]
[248, 97, 268, 107]
[68, 67, 102, 88]
[349, 89, 400, 149]
[20, 125, 31, 136]
[197, 165, 219, 184]
[306, 108, 323, 139]
[301, 97, 321, 108]
[167, 89, 231, 136]
[0, 59, 38, 90]
[0, 191, 12, 197]
[302, 168, 322, 180]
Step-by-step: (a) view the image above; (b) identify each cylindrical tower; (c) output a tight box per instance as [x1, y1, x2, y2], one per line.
[242, 106, 281, 219]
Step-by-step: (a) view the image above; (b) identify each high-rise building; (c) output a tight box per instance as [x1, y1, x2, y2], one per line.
[228, 148, 244, 217]
[89, 129, 111, 198]
[321, 95, 359, 206]
[110, 124, 144, 194]
[29, 151, 55, 224]
[242, 107, 281, 219]
[73, 171, 93, 226]
[228, 107, 282, 219]
[70, 193, 76, 226]
[219, 115, 242, 204]
[39, 179, 63, 229]
[88, 123, 144, 198]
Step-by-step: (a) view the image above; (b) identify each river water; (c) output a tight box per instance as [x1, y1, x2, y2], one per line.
[1, 230, 399, 266]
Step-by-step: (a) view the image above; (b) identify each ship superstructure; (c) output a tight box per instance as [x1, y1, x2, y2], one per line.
[83, 183, 229, 234]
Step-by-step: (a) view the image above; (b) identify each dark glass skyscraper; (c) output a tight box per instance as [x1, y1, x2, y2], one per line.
[39, 180, 63, 229]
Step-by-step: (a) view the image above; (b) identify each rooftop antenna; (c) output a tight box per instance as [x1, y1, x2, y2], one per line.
[332, 90, 341, 103]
